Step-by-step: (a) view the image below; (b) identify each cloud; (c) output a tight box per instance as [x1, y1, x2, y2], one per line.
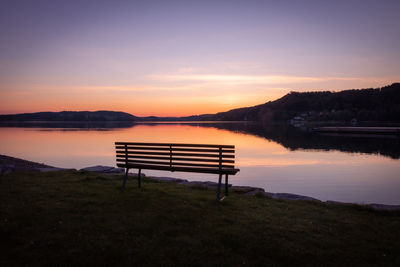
[149, 74, 361, 85]
[0, 84, 195, 93]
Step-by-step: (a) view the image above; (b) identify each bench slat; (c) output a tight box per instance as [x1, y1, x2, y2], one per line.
[116, 150, 235, 158]
[115, 146, 234, 154]
[117, 162, 239, 174]
[116, 158, 234, 168]
[171, 162, 234, 169]
[116, 155, 234, 163]
[165, 147, 234, 153]
[115, 142, 234, 149]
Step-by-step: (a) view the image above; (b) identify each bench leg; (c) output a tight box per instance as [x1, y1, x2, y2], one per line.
[225, 174, 229, 196]
[138, 168, 142, 188]
[121, 168, 129, 192]
[217, 174, 222, 201]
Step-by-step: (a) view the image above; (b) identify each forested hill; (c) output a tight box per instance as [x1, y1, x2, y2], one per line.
[0, 111, 137, 122]
[186, 83, 400, 123]
[1, 83, 399, 123]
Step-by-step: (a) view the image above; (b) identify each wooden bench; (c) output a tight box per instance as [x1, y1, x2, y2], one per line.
[115, 142, 240, 200]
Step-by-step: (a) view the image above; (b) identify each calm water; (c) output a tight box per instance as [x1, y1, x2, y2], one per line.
[1, 122, 399, 205]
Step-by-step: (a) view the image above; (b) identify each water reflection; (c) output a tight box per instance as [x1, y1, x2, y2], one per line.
[190, 122, 400, 159]
[2, 121, 399, 159]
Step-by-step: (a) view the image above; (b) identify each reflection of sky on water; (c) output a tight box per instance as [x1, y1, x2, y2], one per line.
[1, 124, 399, 205]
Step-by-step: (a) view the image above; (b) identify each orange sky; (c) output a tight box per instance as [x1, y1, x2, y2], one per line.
[1, 78, 397, 117]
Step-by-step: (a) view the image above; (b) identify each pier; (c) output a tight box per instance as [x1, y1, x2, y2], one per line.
[313, 126, 400, 135]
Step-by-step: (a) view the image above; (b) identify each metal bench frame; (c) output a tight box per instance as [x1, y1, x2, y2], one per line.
[115, 142, 240, 200]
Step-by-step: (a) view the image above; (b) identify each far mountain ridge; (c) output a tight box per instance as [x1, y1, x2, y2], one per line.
[185, 83, 400, 123]
[0, 111, 137, 122]
[1, 83, 399, 123]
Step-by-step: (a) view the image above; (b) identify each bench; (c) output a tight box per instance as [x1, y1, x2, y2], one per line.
[115, 142, 240, 200]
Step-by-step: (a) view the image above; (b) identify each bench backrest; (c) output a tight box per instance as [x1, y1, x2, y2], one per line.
[115, 142, 236, 172]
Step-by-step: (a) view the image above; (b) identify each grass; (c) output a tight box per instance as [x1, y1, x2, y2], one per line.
[1, 170, 400, 266]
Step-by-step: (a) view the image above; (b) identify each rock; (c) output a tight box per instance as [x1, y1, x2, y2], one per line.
[244, 188, 266, 196]
[38, 167, 76, 172]
[125, 172, 145, 177]
[81, 165, 114, 172]
[80, 165, 124, 173]
[369, 204, 400, 211]
[270, 193, 321, 202]
[232, 186, 265, 194]
[0, 155, 54, 169]
[181, 181, 232, 189]
[325, 201, 400, 211]
[178, 180, 231, 189]
[198, 181, 218, 188]
[104, 167, 125, 173]
[149, 177, 188, 183]
[179, 181, 210, 188]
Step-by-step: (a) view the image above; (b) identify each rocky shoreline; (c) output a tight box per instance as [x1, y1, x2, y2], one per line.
[0, 154, 74, 174]
[1, 155, 399, 211]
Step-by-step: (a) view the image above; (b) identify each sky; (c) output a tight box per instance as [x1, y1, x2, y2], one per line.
[1, 0, 399, 116]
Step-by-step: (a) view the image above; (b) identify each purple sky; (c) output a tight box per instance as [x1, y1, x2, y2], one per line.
[1, 0, 399, 116]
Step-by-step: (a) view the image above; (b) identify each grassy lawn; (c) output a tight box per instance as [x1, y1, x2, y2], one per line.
[1, 170, 400, 266]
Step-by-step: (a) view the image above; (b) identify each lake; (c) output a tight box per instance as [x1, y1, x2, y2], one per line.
[1, 122, 399, 205]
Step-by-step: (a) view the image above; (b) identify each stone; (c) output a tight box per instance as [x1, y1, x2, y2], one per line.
[325, 201, 400, 211]
[104, 167, 125, 173]
[149, 177, 188, 183]
[369, 204, 400, 211]
[38, 167, 76, 172]
[270, 193, 321, 202]
[232, 186, 265, 194]
[80, 165, 124, 173]
[244, 188, 266, 196]
[178, 180, 231, 189]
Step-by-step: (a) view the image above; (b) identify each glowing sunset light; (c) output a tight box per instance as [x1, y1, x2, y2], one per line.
[149, 74, 356, 84]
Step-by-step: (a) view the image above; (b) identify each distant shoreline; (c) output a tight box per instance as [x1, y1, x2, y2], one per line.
[1, 120, 400, 127]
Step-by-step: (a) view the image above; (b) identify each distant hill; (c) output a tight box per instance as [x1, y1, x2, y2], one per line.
[1, 83, 399, 123]
[0, 111, 137, 122]
[185, 83, 400, 123]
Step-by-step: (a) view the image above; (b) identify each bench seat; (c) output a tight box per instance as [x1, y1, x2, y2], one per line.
[117, 162, 239, 175]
